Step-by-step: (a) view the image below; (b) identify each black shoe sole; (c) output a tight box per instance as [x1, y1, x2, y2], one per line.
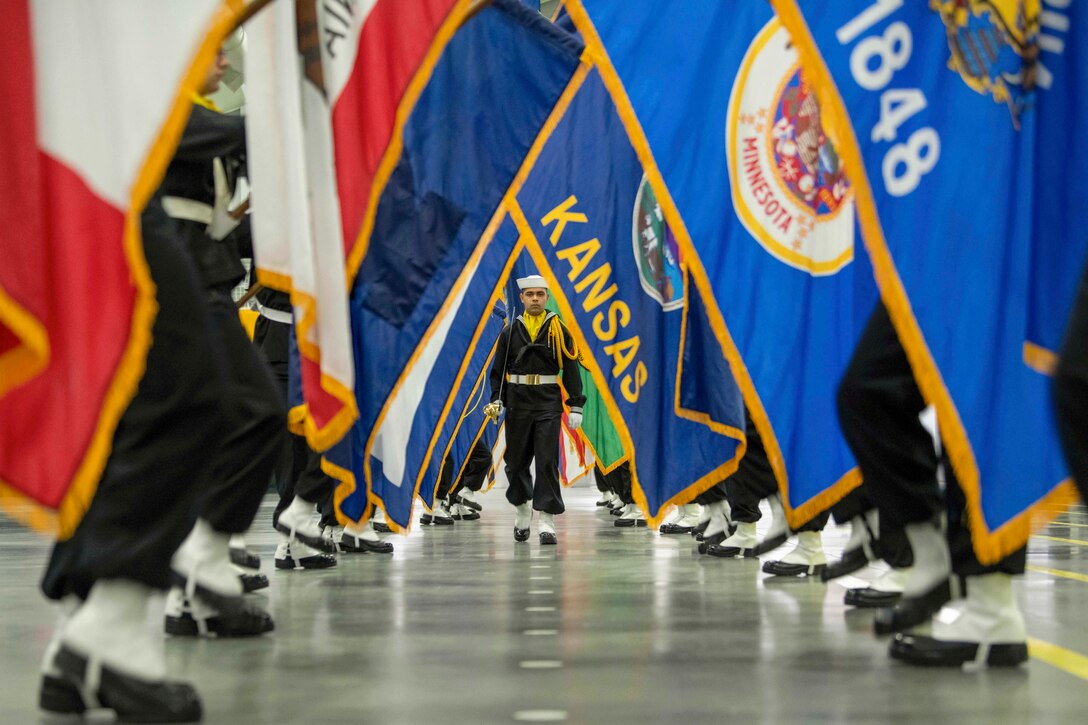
[240, 573, 269, 593]
[540, 533, 557, 545]
[660, 524, 695, 535]
[691, 521, 709, 537]
[704, 543, 757, 558]
[696, 531, 727, 551]
[373, 523, 392, 533]
[874, 579, 954, 635]
[40, 674, 85, 715]
[455, 495, 483, 512]
[514, 528, 530, 542]
[752, 532, 790, 556]
[339, 536, 394, 554]
[229, 548, 260, 571]
[762, 561, 827, 577]
[696, 525, 734, 542]
[845, 588, 902, 608]
[165, 611, 274, 638]
[274, 522, 337, 554]
[889, 633, 1028, 667]
[275, 554, 337, 570]
[821, 546, 871, 581]
[52, 645, 203, 723]
[169, 572, 244, 615]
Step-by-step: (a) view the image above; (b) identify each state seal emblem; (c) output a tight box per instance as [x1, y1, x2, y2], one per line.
[726, 18, 854, 276]
[930, 0, 1039, 125]
[632, 174, 683, 311]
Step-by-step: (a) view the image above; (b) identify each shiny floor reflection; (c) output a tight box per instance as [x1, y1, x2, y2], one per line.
[1, 486, 1087, 723]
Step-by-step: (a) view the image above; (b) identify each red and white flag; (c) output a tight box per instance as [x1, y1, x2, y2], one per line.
[318, 0, 470, 278]
[0, 0, 240, 536]
[245, 0, 358, 451]
[246, 0, 472, 451]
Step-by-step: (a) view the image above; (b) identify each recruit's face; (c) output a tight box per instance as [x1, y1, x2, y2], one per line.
[199, 49, 230, 96]
[520, 288, 548, 316]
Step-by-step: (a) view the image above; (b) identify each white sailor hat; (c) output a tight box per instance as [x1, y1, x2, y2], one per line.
[516, 275, 548, 290]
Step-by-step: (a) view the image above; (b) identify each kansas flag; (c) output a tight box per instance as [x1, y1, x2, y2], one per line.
[567, 0, 878, 527]
[770, 0, 1083, 561]
[513, 64, 747, 526]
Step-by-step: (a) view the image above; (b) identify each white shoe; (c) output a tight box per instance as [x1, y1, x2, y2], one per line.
[701, 500, 731, 540]
[762, 531, 827, 577]
[754, 495, 789, 555]
[902, 520, 952, 598]
[62, 580, 165, 680]
[514, 503, 532, 532]
[615, 503, 646, 528]
[171, 518, 243, 603]
[873, 566, 911, 593]
[539, 512, 557, 545]
[275, 497, 335, 552]
[321, 524, 344, 551]
[706, 522, 759, 558]
[596, 492, 612, 506]
[891, 574, 1027, 668]
[40, 597, 80, 678]
[676, 504, 702, 528]
[432, 498, 454, 525]
[450, 502, 479, 520]
[275, 536, 336, 570]
[458, 488, 482, 511]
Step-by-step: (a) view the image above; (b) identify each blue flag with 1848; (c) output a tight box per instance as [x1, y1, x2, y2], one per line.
[512, 63, 747, 526]
[768, 0, 1083, 561]
[568, 0, 878, 527]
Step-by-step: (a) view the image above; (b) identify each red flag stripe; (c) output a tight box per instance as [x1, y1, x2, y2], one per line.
[0, 1, 250, 538]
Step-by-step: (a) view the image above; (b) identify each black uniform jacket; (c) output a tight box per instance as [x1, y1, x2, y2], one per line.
[157, 104, 248, 289]
[489, 312, 586, 414]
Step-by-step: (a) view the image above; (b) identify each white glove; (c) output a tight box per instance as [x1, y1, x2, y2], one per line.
[568, 411, 582, 430]
[206, 158, 242, 241]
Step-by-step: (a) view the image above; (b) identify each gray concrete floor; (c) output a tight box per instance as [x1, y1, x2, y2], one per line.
[2, 485, 1087, 723]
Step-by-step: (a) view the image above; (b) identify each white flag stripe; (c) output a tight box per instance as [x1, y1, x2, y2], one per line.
[299, 75, 353, 386]
[246, 0, 356, 422]
[32, 0, 221, 208]
[321, 0, 379, 103]
[245, 1, 310, 279]
[371, 256, 482, 487]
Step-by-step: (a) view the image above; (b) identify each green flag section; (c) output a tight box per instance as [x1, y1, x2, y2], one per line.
[544, 296, 626, 472]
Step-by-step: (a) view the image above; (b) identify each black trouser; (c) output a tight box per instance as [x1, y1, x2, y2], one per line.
[838, 303, 1022, 576]
[254, 317, 327, 525]
[1055, 263, 1088, 504]
[726, 412, 828, 531]
[198, 287, 285, 533]
[42, 206, 224, 600]
[830, 485, 912, 567]
[593, 463, 632, 503]
[504, 408, 564, 515]
[695, 481, 729, 505]
[439, 436, 492, 500]
[594, 467, 610, 493]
